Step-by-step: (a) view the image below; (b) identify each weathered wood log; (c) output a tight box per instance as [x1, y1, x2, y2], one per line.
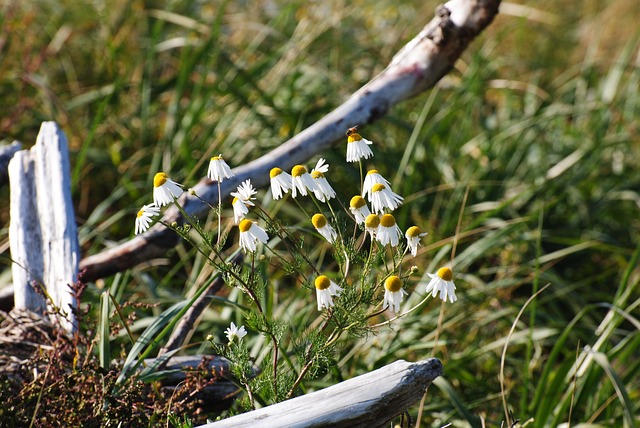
[142, 355, 258, 413]
[79, 0, 501, 282]
[0, 141, 21, 187]
[198, 358, 443, 428]
[8, 122, 79, 332]
[143, 355, 232, 384]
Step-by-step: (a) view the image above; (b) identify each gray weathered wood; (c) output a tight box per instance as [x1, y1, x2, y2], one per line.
[8, 122, 79, 332]
[198, 358, 443, 428]
[9, 151, 46, 314]
[143, 355, 232, 384]
[79, 0, 501, 281]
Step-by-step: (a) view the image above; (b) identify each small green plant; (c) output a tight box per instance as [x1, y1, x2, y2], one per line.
[168, 412, 194, 428]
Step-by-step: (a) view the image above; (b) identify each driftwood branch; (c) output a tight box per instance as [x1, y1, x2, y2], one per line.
[80, 0, 501, 281]
[198, 358, 443, 428]
[142, 355, 256, 413]
[158, 251, 244, 357]
[157, 274, 227, 357]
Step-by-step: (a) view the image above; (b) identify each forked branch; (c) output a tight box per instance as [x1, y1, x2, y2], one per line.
[80, 0, 501, 281]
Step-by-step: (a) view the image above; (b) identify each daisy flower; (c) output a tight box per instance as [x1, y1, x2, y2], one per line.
[232, 198, 249, 224]
[376, 214, 402, 247]
[349, 196, 371, 224]
[312, 213, 337, 243]
[270, 167, 293, 200]
[346, 127, 374, 162]
[364, 213, 380, 239]
[230, 179, 257, 224]
[310, 158, 336, 202]
[153, 172, 184, 207]
[291, 165, 316, 198]
[207, 154, 234, 182]
[135, 204, 160, 235]
[383, 275, 408, 314]
[225, 322, 247, 344]
[405, 226, 428, 257]
[231, 179, 257, 203]
[315, 275, 343, 311]
[425, 267, 457, 303]
[361, 169, 390, 199]
[369, 183, 403, 214]
[238, 219, 269, 253]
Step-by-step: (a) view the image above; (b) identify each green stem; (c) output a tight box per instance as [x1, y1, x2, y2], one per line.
[255, 205, 319, 276]
[285, 311, 334, 399]
[217, 181, 222, 245]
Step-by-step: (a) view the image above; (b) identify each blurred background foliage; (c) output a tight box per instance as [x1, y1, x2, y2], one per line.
[0, 0, 639, 426]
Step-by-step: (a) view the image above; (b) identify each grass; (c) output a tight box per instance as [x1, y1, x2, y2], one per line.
[1, 0, 639, 426]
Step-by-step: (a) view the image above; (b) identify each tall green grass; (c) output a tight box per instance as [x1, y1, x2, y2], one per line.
[1, 0, 638, 426]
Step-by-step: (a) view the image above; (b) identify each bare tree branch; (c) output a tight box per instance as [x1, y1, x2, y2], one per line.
[80, 0, 501, 281]
[158, 252, 244, 357]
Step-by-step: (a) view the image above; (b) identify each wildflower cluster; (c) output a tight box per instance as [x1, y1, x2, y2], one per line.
[257, 128, 453, 313]
[132, 127, 459, 407]
[135, 128, 458, 313]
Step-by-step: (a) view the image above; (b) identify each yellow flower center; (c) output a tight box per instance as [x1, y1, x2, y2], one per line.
[270, 167, 283, 178]
[347, 133, 363, 143]
[315, 275, 331, 290]
[384, 276, 402, 292]
[379, 214, 396, 228]
[232, 197, 239, 204]
[311, 213, 327, 229]
[136, 209, 145, 218]
[437, 267, 453, 281]
[238, 219, 253, 233]
[291, 165, 307, 177]
[154, 172, 168, 188]
[367, 169, 379, 176]
[311, 171, 324, 179]
[365, 214, 380, 228]
[350, 195, 366, 209]
[211, 155, 223, 161]
[406, 226, 422, 238]
[371, 183, 386, 193]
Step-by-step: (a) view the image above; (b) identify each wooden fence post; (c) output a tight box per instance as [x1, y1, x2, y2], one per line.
[8, 121, 79, 332]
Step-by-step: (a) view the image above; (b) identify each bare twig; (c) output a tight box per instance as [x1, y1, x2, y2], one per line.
[80, 0, 501, 281]
[157, 252, 244, 357]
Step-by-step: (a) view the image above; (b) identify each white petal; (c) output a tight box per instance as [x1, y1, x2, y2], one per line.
[250, 224, 269, 244]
